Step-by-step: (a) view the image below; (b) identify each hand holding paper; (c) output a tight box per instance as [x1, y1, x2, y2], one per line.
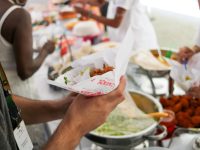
[48, 26, 134, 96]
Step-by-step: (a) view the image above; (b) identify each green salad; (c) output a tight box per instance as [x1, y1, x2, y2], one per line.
[94, 108, 156, 136]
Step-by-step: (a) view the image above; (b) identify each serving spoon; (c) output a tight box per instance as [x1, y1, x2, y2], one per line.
[147, 112, 169, 119]
[157, 48, 170, 66]
[130, 112, 169, 119]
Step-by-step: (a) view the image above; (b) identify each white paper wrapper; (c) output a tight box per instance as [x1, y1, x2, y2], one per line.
[48, 26, 134, 96]
[130, 50, 171, 71]
[170, 53, 200, 91]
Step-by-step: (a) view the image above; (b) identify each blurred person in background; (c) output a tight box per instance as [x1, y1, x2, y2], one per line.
[73, 0, 158, 51]
[100, 1, 109, 31]
[0, 63, 126, 150]
[0, 0, 55, 98]
[178, 46, 200, 98]
[177, 0, 200, 98]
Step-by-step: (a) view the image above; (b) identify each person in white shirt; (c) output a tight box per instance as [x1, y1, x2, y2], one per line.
[177, 1, 200, 98]
[177, 29, 200, 98]
[73, 0, 158, 51]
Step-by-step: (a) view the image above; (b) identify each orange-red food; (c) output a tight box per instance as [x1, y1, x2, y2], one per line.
[59, 11, 77, 20]
[195, 107, 200, 116]
[172, 103, 182, 113]
[90, 64, 114, 77]
[160, 95, 200, 128]
[191, 116, 200, 127]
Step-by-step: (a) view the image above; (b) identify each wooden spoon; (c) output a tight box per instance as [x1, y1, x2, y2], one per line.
[132, 112, 169, 119]
[157, 49, 170, 67]
[147, 112, 169, 118]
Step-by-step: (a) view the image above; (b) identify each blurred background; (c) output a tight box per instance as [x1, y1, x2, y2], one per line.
[21, 0, 200, 149]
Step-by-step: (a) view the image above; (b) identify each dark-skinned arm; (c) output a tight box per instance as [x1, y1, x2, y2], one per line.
[13, 9, 54, 80]
[75, 6, 126, 28]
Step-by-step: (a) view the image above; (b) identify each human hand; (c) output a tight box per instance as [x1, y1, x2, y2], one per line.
[187, 86, 200, 98]
[74, 5, 88, 17]
[57, 92, 79, 118]
[178, 47, 195, 63]
[42, 40, 55, 54]
[63, 76, 126, 137]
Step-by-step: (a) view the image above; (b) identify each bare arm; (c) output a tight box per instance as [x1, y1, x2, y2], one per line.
[12, 93, 76, 124]
[43, 119, 81, 150]
[75, 6, 126, 28]
[12, 9, 55, 80]
[12, 94, 81, 150]
[13, 94, 82, 150]
[12, 77, 126, 150]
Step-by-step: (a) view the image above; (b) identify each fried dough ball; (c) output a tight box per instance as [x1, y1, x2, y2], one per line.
[172, 103, 182, 113]
[186, 108, 194, 116]
[190, 99, 199, 108]
[191, 116, 200, 127]
[160, 95, 200, 128]
[170, 96, 180, 104]
[195, 107, 200, 116]
[176, 112, 192, 128]
[160, 97, 171, 107]
[181, 98, 189, 109]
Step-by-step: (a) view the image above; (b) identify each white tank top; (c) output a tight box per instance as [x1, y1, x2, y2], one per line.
[0, 5, 39, 98]
[0, 5, 21, 70]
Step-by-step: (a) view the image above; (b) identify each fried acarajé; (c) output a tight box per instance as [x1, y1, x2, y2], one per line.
[176, 111, 192, 128]
[191, 116, 200, 127]
[195, 107, 200, 116]
[160, 95, 200, 128]
[90, 64, 114, 77]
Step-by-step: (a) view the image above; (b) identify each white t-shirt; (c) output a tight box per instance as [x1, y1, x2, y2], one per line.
[107, 0, 158, 51]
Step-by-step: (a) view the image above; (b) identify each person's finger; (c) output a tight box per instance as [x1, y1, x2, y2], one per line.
[116, 76, 126, 94]
[102, 76, 126, 101]
[68, 92, 79, 97]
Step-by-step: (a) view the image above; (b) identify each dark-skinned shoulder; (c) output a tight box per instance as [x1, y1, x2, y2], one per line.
[12, 8, 31, 29]
[1, 7, 31, 44]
